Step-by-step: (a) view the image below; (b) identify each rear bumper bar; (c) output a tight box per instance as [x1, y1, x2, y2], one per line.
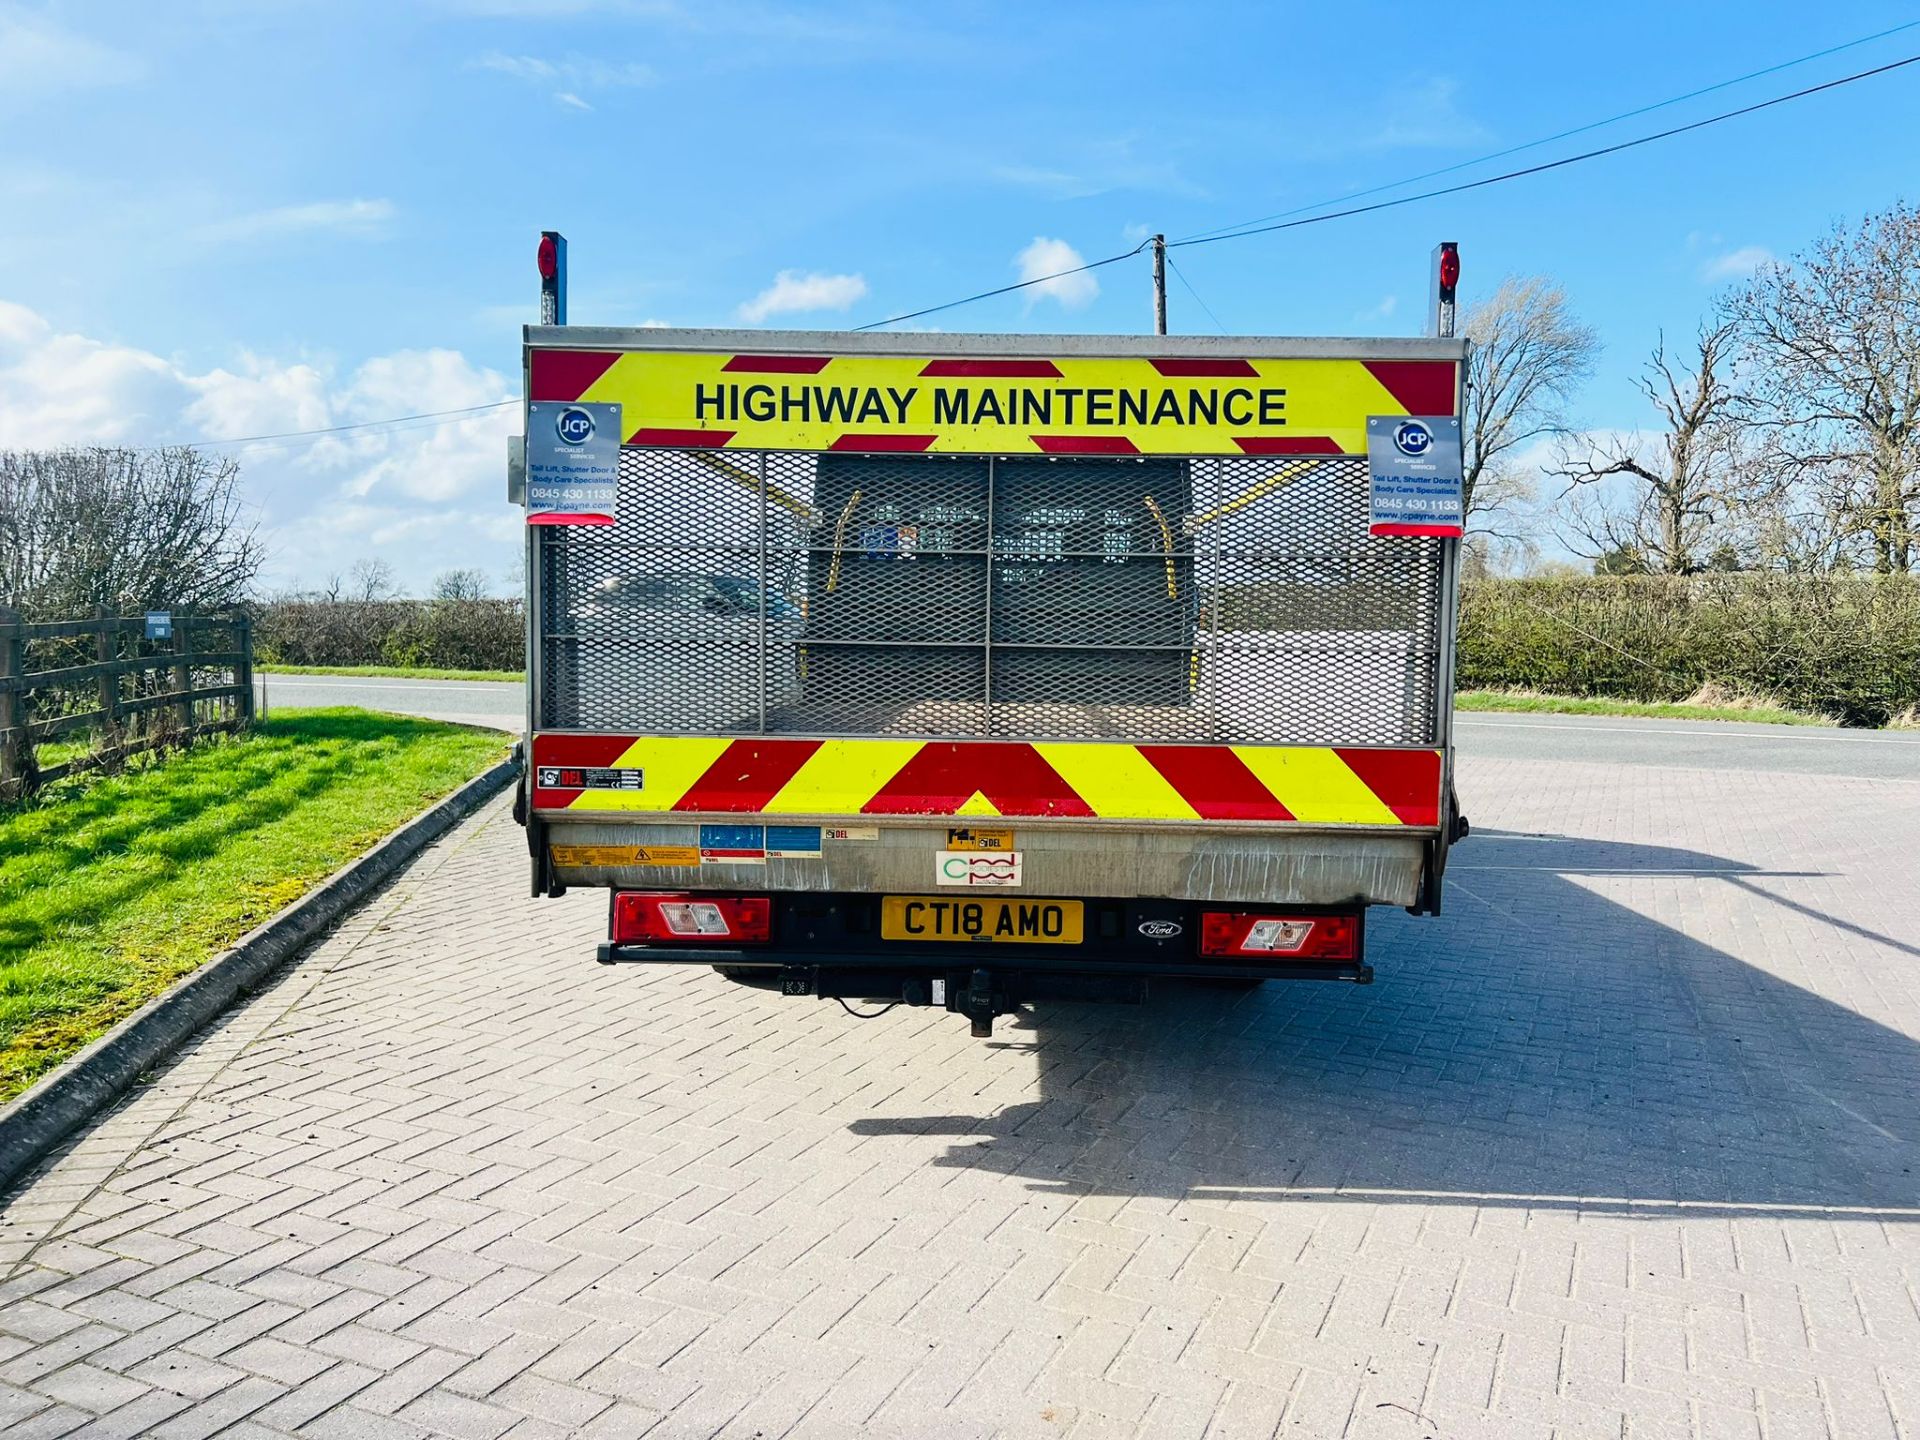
[596, 943, 1369, 985]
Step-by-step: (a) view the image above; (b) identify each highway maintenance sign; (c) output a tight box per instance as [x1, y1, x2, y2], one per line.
[528, 345, 1457, 457]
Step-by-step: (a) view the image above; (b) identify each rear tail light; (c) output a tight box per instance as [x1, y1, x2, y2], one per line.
[611, 892, 771, 945]
[1199, 911, 1356, 960]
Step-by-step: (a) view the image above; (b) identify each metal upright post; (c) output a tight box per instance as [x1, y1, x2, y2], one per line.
[1429, 241, 1459, 340]
[1152, 235, 1168, 336]
[538, 231, 568, 326]
[757, 453, 768, 735]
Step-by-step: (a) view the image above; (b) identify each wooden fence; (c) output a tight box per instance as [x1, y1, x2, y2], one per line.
[0, 608, 255, 802]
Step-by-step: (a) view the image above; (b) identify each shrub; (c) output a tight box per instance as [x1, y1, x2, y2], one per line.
[1458, 575, 1920, 726]
[254, 598, 523, 672]
[252, 576, 1920, 727]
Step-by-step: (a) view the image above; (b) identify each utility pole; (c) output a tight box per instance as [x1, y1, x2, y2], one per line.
[1151, 234, 1168, 335]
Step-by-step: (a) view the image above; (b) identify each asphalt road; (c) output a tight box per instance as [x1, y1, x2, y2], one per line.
[258, 670, 1920, 780]
[256, 672, 522, 731]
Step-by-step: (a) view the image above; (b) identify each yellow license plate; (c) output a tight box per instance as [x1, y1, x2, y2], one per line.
[881, 896, 1083, 944]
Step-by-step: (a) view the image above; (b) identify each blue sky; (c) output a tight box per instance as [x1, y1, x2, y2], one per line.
[4, 0, 1919, 591]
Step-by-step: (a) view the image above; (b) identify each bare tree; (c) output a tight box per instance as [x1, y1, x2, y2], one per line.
[431, 568, 489, 602]
[1727, 201, 1920, 572]
[348, 558, 397, 603]
[1554, 322, 1754, 573]
[1460, 276, 1600, 534]
[0, 447, 262, 618]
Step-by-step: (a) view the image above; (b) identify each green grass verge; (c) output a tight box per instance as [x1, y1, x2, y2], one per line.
[0, 708, 508, 1101]
[260, 663, 524, 683]
[1456, 690, 1827, 726]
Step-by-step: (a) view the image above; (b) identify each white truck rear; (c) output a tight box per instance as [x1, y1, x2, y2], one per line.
[514, 327, 1468, 1035]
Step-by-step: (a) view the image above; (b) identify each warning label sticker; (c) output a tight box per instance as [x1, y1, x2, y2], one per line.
[551, 844, 699, 867]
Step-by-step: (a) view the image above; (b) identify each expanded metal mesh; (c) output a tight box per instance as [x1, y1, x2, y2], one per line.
[538, 448, 1444, 744]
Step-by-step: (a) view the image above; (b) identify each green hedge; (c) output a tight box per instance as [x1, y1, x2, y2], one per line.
[252, 577, 1920, 727]
[254, 598, 523, 673]
[1459, 576, 1920, 726]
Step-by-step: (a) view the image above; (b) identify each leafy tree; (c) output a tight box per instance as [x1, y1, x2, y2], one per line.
[1593, 546, 1649, 576]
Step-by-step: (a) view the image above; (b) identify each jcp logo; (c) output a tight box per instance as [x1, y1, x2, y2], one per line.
[1392, 419, 1434, 457]
[555, 406, 596, 446]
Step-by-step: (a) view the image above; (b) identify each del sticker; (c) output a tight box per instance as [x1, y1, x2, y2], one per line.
[946, 826, 1015, 852]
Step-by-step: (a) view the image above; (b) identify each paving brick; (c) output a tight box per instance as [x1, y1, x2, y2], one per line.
[1, 764, 1916, 1439]
[31, 1360, 152, 1415]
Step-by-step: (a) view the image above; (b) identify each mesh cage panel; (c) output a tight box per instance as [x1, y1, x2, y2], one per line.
[538, 449, 1443, 744]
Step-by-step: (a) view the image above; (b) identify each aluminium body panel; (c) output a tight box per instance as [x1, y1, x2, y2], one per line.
[541, 815, 1427, 908]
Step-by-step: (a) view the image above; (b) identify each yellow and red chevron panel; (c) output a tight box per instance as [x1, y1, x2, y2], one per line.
[527, 348, 1457, 457]
[531, 735, 1441, 828]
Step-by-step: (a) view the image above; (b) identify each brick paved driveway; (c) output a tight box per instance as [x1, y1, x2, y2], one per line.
[3, 744, 1918, 1439]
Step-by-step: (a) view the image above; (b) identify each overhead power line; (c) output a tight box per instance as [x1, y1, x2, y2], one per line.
[187, 399, 517, 448]
[854, 43, 1920, 329]
[1170, 50, 1920, 252]
[851, 243, 1151, 332]
[1175, 18, 1920, 245]
[1164, 253, 1228, 335]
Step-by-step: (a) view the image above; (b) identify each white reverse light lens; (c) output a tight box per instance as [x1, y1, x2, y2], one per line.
[660, 902, 730, 936]
[1242, 919, 1312, 952]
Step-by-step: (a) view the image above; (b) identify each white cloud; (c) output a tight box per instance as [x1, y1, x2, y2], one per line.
[1355, 294, 1399, 323]
[0, 7, 140, 100]
[198, 198, 396, 245]
[1701, 245, 1775, 281]
[991, 144, 1204, 202]
[0, 301, 184, 447]
[1291, 78, 1491, 160]
[1015, 237, 1098, 311]
[0, 300, 519, 593]
[472, 51, 656, 107]
[737, 270, 868, 323]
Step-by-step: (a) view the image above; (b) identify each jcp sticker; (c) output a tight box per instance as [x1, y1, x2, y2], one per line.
[936, 850, 1022, 888]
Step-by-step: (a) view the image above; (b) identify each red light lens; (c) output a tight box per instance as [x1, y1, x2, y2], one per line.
[537, 234, 558, 280]
[1438, 246, 1460, 290]
[611, 892, 771, 945]
[1198, 912, 1356, 960]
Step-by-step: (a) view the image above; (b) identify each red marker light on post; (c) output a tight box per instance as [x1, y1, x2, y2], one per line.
[537, 230, 567, 325]
[1430, 240, 1459, 338]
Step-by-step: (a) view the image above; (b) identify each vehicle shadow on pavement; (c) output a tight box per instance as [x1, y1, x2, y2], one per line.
[847, 829, 1920, 1219]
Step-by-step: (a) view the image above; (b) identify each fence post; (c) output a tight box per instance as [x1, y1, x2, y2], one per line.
[234, 606, 255, 726]
[174, 607, 195, 738]
[96, 606, 122, 755]
[0, 606, 28, 798]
